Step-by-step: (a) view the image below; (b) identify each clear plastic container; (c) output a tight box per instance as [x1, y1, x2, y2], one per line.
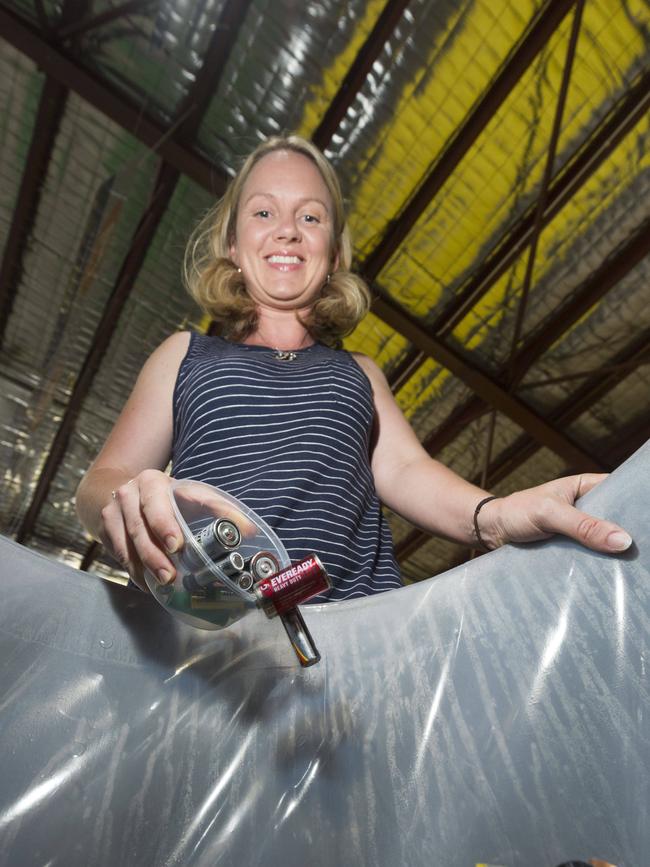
[144, 479, 291, 630]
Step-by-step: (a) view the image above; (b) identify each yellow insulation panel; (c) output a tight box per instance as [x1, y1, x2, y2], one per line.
[380, 0, 648, 324]
[345, 0, 542, 256]
[454, 113, 650, 350]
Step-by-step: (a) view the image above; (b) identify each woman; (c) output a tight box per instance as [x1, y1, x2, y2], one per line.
[76, 136, 632, 595]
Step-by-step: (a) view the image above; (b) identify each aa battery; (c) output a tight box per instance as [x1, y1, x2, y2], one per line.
[183, 550, 245, 594]
[246, 551, 280, 582]
[280, 607, 321, 667]
[237, 571, 254, 591]
[254, 554, 331, 618]
[184, 518, 241, 570]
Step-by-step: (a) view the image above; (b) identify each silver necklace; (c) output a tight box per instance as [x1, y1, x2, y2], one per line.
[273, 349, 298, 362]
[247, 328, 311, 361]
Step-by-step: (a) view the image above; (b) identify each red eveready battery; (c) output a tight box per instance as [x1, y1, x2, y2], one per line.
[254, 554, 331, 618]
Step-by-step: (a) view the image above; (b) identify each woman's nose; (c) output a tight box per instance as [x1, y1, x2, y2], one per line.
[274, 214, 301, 242]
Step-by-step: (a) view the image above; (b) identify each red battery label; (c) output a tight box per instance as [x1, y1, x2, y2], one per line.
[254, 555, 331, 617]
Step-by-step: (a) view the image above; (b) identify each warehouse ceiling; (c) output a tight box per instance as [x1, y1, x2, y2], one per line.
[0, 0, 649, 584]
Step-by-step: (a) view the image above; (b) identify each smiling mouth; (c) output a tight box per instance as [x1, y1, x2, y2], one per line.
[266, 255, 303, 265]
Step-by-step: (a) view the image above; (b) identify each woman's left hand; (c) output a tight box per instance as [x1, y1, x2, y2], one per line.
[476, 473, 633, 553]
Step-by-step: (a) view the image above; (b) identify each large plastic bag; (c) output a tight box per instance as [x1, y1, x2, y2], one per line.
[0, 443, 648, 866]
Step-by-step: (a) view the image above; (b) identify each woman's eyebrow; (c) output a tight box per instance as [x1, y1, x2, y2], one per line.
[242, 192, 330, 209]
[242, 191, 278, 206]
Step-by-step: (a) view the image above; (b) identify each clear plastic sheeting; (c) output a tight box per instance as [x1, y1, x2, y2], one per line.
[1, 442, 649, 867]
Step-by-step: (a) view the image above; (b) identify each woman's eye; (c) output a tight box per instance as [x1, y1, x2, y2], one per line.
[302, 214, 321, 224]
[254, 209, 270, 218]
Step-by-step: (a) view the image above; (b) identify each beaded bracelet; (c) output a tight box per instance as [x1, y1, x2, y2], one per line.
[473, 495, 498, 551]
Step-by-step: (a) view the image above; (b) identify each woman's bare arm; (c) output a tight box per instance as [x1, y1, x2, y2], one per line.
[354, 353, 632, 554]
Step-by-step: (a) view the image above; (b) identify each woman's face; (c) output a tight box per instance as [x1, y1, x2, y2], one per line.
[230, 150, 338, 312]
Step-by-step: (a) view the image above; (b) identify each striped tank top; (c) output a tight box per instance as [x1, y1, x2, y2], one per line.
[171, 333, 403, 601]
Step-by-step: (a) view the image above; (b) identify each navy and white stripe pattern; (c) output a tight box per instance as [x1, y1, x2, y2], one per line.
[172, 333, 403, 601]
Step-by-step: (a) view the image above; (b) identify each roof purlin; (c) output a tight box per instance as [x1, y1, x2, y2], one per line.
[490, 330, 650, 486]
[476, 0, 585, 488]
[607, 413, 650, 468]
[0, 0, 95, 346]
[510, 217, 650, 381]
[505, 0, 585, 383]
[434, 67, 650, 341]
[56, 0, 154, 40]
[14, 163, 180, 546]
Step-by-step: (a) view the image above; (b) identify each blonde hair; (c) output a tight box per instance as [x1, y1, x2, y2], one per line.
[183, 136, 370, 348]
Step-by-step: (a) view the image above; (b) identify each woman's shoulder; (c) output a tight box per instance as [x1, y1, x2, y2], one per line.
[158, 330, 233, 369]
[348, 351, 387, 384]
[147, 330, 193, 370]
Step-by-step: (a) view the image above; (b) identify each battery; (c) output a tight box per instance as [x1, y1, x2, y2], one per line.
[280, 607, 321, 667]
[254, 554, 331, 618]
[237, 571, 254, 591]
[198, 518, 240, 551]
[246, 551, 280, 581]
[183, 550, 245, 594]
[186, 518, 241, 567]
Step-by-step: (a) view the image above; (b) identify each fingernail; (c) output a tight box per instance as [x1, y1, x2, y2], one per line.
[157, 568, 172, 584]
[607, 531, 632, 551]
[165, 535, 179, 553]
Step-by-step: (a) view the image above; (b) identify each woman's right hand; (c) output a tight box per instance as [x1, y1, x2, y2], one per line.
[100, 469, 182, 591]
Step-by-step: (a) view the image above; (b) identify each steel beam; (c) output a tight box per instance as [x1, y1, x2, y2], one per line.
[510, 217, 650, 378]
[361, 0, 575, 282]
[394, 215, 650, 463]
[15, 163, 179, 545]
[373, 293, 602, 470]
[0, 77, 68, 343]
[387, 348, 426, 392]
[80, 539, 101, 572]
[57, 0, 154, 39]
[312, 0, 411, 149]
[392, 213, 648, 566]
[478, 0, 583, 491]
[607, 414, 650, 467]
[394, 528, 429, 563]
[506, 0, 584, 375]
[485, 327, 650, 488]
